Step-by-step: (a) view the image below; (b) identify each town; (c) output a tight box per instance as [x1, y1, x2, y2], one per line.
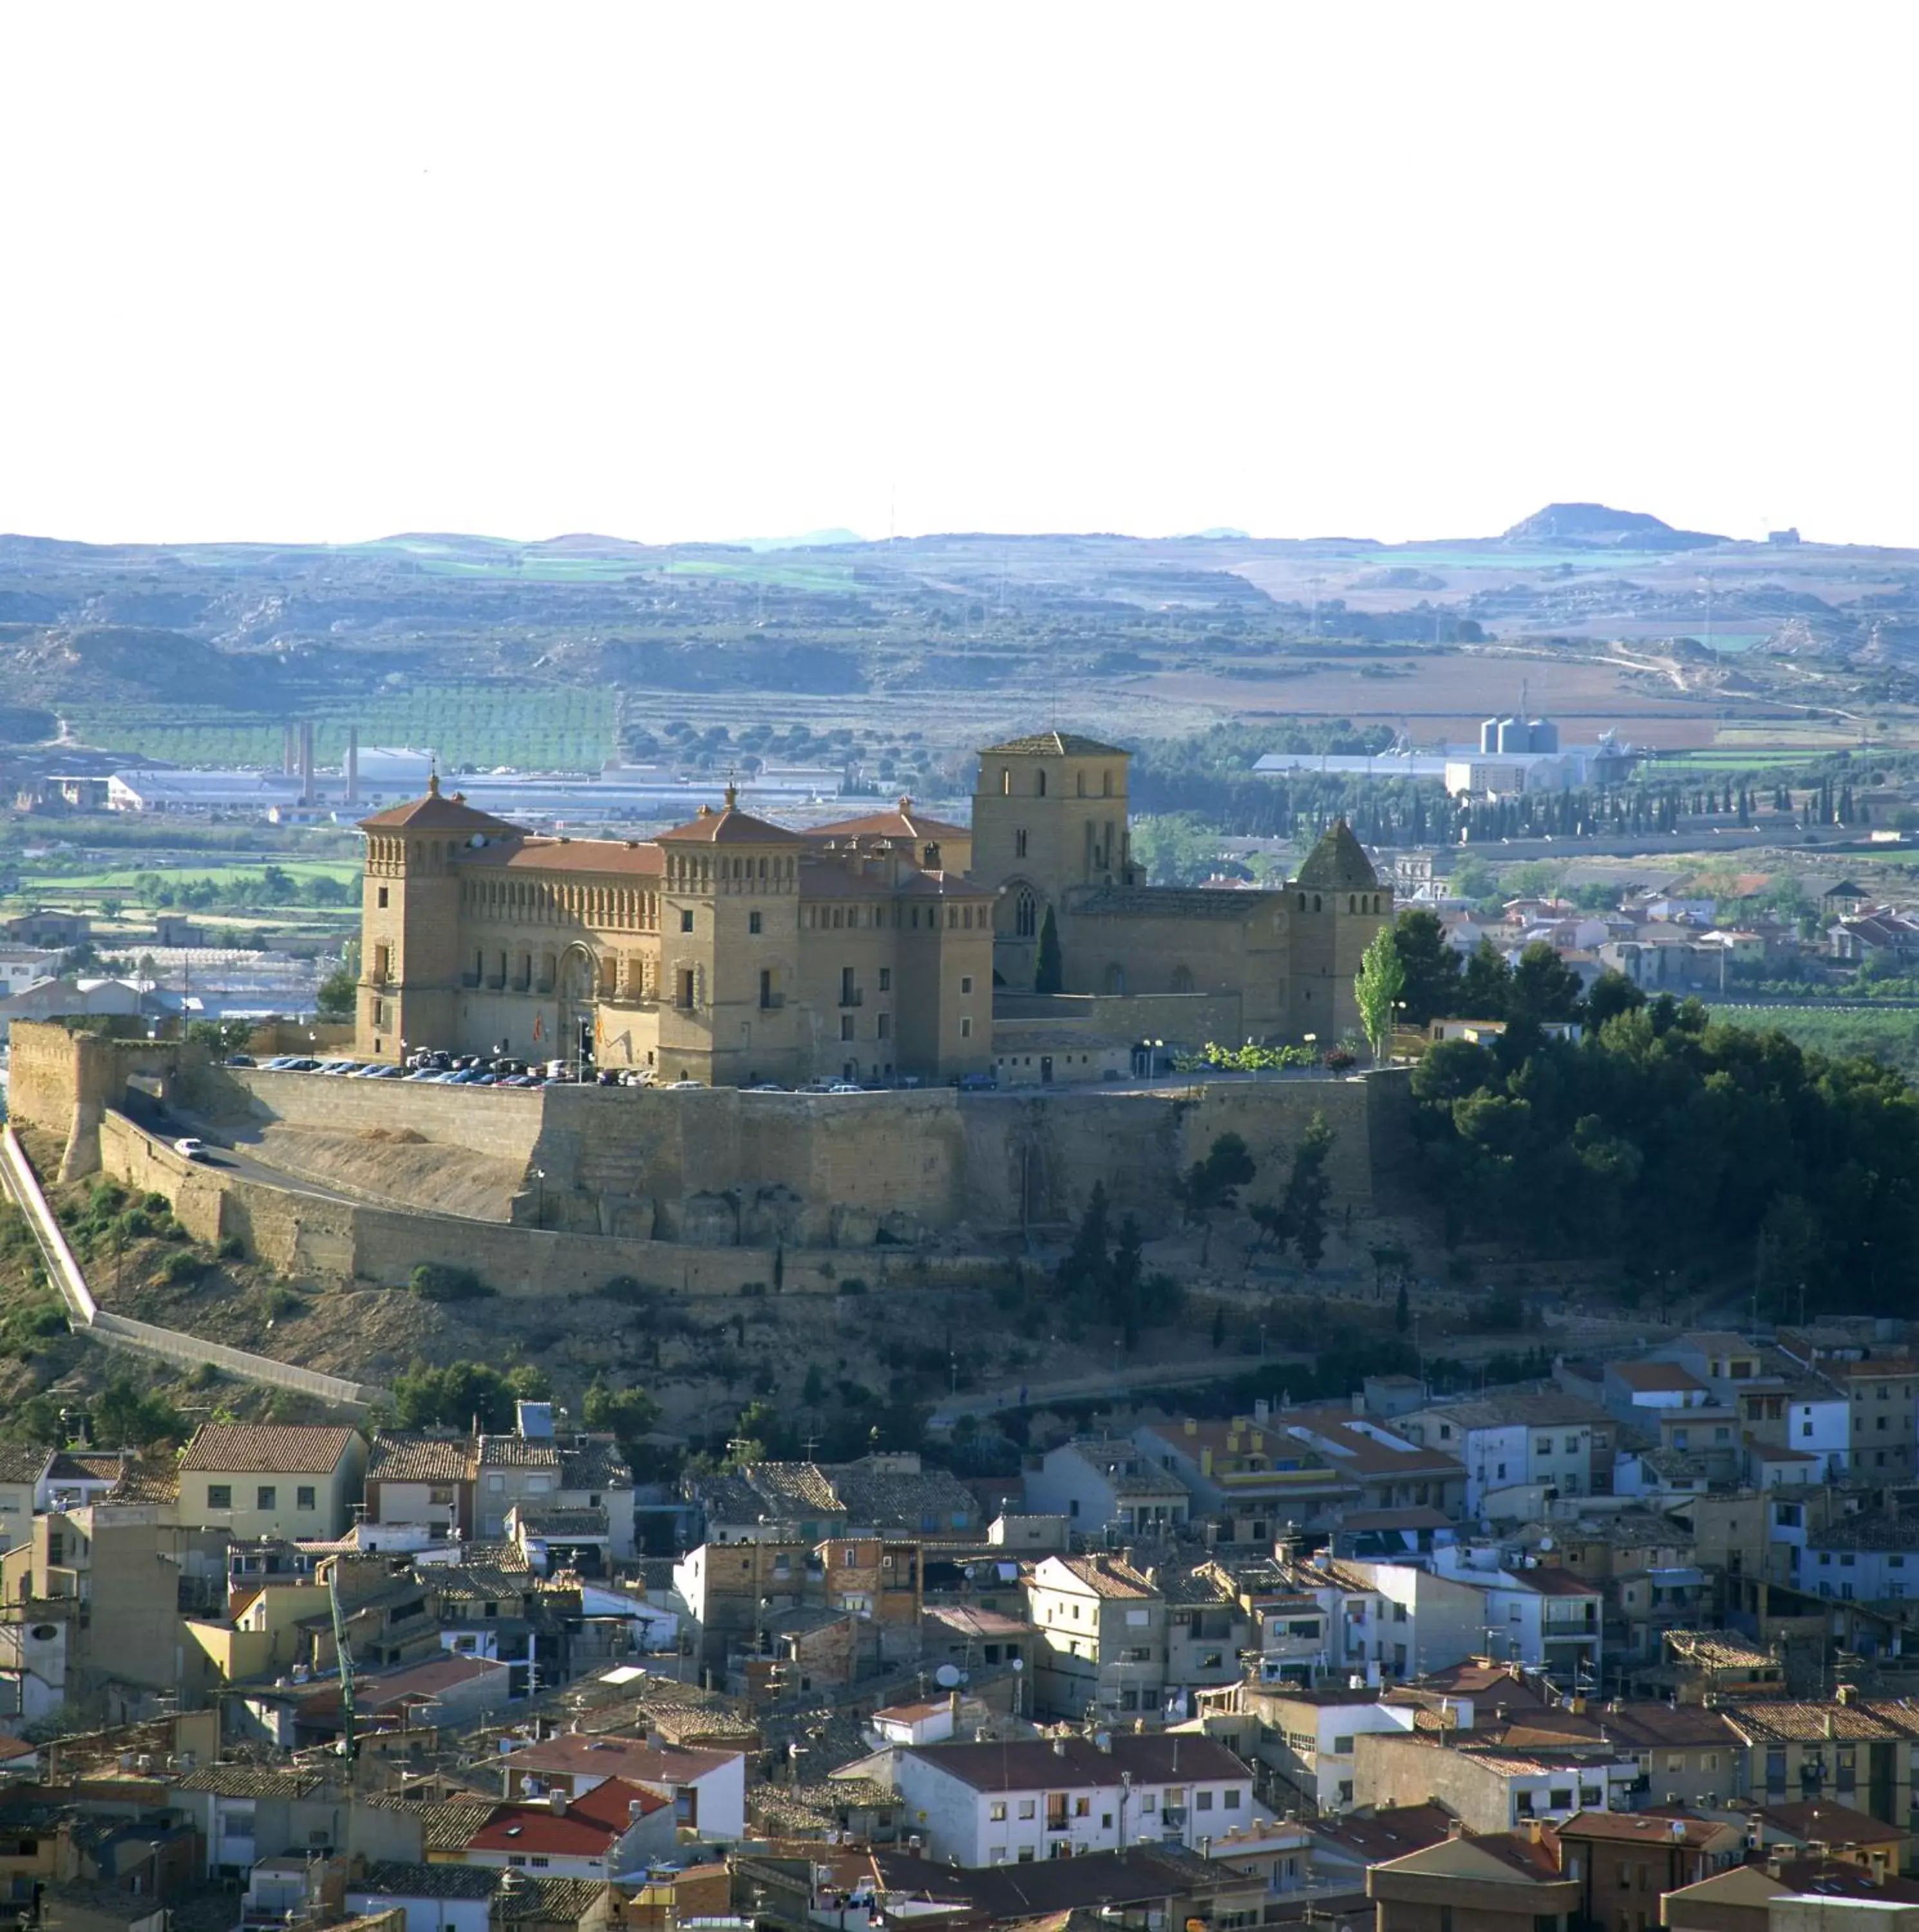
[6, 1325, 1919, 1932]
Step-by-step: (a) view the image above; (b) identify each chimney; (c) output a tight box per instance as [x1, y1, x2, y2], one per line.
[346, 726, 360, 808]
[282, 721, 296, 775]
[1446, 1818, 1464, 1839]
[299, 721, 315, 806]
[1836, 1684, 1858, 1707]
[948, 1690, 960, 1722]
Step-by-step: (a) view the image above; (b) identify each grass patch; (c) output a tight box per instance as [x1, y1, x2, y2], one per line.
[1709, 1003, 1919, 1077]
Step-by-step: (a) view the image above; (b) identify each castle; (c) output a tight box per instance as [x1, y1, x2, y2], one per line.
[354, 729, 1389, 1085]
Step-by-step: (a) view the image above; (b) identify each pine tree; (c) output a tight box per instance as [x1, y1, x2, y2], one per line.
[1034, 905, 1063, 994]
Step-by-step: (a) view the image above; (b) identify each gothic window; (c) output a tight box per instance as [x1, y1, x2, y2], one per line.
[1016, 829, 1028, 858]
[1036, 770, 1048, 797]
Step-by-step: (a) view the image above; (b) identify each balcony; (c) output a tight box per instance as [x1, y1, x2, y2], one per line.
[759, 994, 786, 1011]
[460, 972, 481, 989]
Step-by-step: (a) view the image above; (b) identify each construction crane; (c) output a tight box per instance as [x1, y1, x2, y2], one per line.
[326, 1567, 357, 1763]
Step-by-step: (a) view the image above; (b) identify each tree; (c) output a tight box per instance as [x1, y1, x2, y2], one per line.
[1110, 1213, 1146, 1349]
[1583, 970, 1645, 1030]
[1281, 1113, 1336, 1271]
[1034, 906, 1063, 995]
[1395, 1280, 1410, 1332]
[316, 967, 357, 1018]
[1355, 924, 1406, 1064]
[582, 1376, 661, 1449]
[1173, 1132, 1256, 1265]
[90, 1376, 187, 1449]
[1460, 938, 1511, 1019]
[1392, 908, 1463, 1026]
[1508, 942, 1584, 1025]
[99, 897, 124, 922]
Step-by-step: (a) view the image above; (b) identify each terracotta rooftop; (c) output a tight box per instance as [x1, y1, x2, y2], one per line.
[1043, 1555, 1157, 1600]
[457, 835, 663, 876]
[467, 1777, 666, 1855]
[180, 1424, 357, 1475]
[656, 792, 804, 844]
[1609, 1362, 1709, 1394]
[367, 1434, 475, 1484]
[980, 732, 1128, 759]
[357, 777, 523, 836]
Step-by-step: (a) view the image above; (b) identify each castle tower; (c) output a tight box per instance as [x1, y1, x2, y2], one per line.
[1286, 819, 1392, 1042]
[655, 787, 805, 1086]
[970, 730, 1134, 992]
[355, 776, 524, 1059]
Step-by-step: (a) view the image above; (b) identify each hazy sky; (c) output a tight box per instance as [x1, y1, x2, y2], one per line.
[5, 4, 1914, 549]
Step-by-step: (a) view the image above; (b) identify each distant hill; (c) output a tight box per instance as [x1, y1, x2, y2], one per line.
[1502, 502, 1727, 550]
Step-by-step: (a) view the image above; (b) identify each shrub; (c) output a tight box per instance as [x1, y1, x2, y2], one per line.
[837, 1277, 869, 1296]
[161, 1251, 205, 1285]
[116, 1209, 155, 1240]
[216, 1235, 246, 1261]
[1324, 1046, 1357, 1072]
[598, 1274, 654, 1306]
[410, 1263, 495, 1303]
[260, 1287, 304, 1321]
[142, 1193, 169, 1217]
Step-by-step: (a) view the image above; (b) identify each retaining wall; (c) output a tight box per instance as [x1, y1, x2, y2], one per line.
[3, 1122, 386, 1408]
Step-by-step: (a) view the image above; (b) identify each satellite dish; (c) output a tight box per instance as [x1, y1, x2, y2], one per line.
[1011, 1658, 1024, 1672]
[1538, 1536, 1554, 1551]
[934, 1665, 963, 1689]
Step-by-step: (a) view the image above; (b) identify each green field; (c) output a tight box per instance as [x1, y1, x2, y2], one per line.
[68, 682, 616, 772]
[21, 858, 361, 895]
[1709, 1002, 1919, 1076]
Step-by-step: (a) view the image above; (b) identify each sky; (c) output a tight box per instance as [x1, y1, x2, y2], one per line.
[3, 3, 1916, 550]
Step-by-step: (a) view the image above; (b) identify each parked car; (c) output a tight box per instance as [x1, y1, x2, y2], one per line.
[956, 1072, 999, 1092]
[742, 1082, 786, 1093]
[662, 1079, 704, 1090]
[224, 1054, 256, 1068]
[173, 1137, 209, 1160]
[826, 1081, 864, 1095]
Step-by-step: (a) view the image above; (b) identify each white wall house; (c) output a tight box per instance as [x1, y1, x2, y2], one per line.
[892, 1734, 1255, 1867]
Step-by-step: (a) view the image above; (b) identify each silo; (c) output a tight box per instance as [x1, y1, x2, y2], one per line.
[1480, 717, 1502, 755]
[1495, 716, 1527, 755]
[1527, 717, 1560, 753]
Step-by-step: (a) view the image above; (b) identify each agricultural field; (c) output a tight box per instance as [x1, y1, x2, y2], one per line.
[65, 683, 616, 773]
[1708, 1002, 1919, 1078]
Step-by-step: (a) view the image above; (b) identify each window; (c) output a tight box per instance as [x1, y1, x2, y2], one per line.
[961, 976, 973, 994]
[1224, 1788, 1241, 1809]
[1016, 829, 1028, 857]
[879, 967, 891, 992]
[377, 886, 389, 908]
[679, 908, 694, 933]
[208, 1484, 232, 1510]
[1140, 1794, 1157, 1814]
[990, 1802, 1007, 1821]
[961, 1017, 972, 1037]
[1073, 1797, 1090, 1817]
[1018, 1799, 1035, 1819]
[840, 1015, 855, 1041]
[296, 1486, 316, 1511]
[878, 1014, 891, 1039]
[257, 1486, 277, 1510]
[749, 911, 762, 935]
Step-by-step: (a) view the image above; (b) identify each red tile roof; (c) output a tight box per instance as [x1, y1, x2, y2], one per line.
[180, 1424, 357, 1475]
[656, 797, 804, 844]
[458, 837, 663, 876]
[358, 779, 523, 835]
[467, 1779, 666, 1855]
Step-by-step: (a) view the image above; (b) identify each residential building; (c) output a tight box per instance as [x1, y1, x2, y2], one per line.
[476, 1407, 634, 1558]
[1804, 1510, 1919, 1604]
[1396, 1390, 1615, 1513]
[1549, 1810, 1740, 1931]
[177, 1425, 368, 1540]
[496, 1736, 746, 1840]
[889, 1732, 1254, 1866]
[364, 1435, 477, 1539]
[1366, 1826, 1580, 1931]
[1025, 1553, 1166, 1719]
[461, 1779, 676, 1879]
[1815, 1357, 1919, 1480]
[1354, 1730, 1637, 1832]
[1719, 1692, 1919, 1823]
[1022, 1439, 1191, 1539]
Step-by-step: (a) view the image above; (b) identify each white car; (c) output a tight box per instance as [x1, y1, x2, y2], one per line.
[826, 1082, 864, 1095]
[173, 1137, 209, 1160]
[662, 1079, 704, 1090]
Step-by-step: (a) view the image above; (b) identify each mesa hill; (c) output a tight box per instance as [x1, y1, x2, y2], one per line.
[1501, 502, 1727, 549]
